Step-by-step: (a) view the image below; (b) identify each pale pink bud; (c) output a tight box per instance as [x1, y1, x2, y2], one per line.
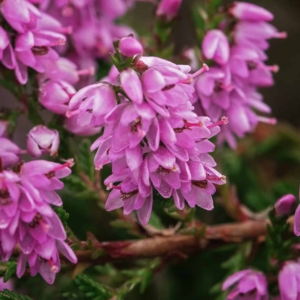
[230, 2, 273, 21]
[274, 194, 296, 217]
[202, 30, 230, 65]
[119, 36, 143, 57]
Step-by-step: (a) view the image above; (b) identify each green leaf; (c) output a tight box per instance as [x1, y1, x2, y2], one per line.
[4, 262, 16, 283]
[74, 274, 113, 300]
[110, 220, 134, 229]
[63, 175, 87, 193]
[148, 212, 163, 229]
[27, 98, 43, 125]
[78, 139, 95, 179]
[139, 270, 152, 293]
[53, 206, 69, 228]
[0, 290, 33, 300]
[191, 4, 206, 35]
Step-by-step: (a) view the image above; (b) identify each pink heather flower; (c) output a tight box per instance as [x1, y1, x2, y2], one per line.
[64, 115, 102, 136]
[119, 36, 143, 57]
[67, 83, 117, 128]
[0, 138, 21, 169]
[98, 0, 135, 20]
[274, 194, 296, 217]
[0, 277, 13, 291]
[229, 2, 274, 21]
[222, 269, 268, 300]
[234, 21, 287, 50]
[156, 0, 182, 21]
[0, 121, 9, 138]
[0, 0, 41, 33]
[0, 159, 77, 283]
[39, 80, 76, 115]
[294, 188, 300, 236]
[40, 0, 135, 62]
[278, 261, 300, 300]
[202, 30, 230, 65]
[27, 125, 60, 158]
[39, 57, 86, 85]
[193, 3, 284, 148]
[69, 55, 225, 225]
[0, 0, 68, 85]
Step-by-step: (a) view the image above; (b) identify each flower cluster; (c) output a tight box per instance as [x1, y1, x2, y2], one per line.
[67, 37, 226, 225]
[0, 125, 77, 284]
[194, 2, 286, 148]
[38, 0, 135, 71]
[0, 0, 68, 84]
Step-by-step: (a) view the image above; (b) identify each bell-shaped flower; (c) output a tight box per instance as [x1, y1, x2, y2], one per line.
[202, 30, 230, 65]
[230, 2, 274, 21]
[222, 269, 268, 300]
[27, 125, 60, 158]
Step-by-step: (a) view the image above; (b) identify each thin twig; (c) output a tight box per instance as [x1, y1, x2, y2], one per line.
[69, 219, 274, 263]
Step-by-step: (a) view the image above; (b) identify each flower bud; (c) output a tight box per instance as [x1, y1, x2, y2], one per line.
[156, 0, 182, 21]
[229, 2, 274, 21]
[202, 30, 230, 65]
[27, 125, 60, 158]
[274, 194, 296, 217]
[119, 36, 143, 57]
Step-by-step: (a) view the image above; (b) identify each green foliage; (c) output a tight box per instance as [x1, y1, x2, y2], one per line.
[53, 206, 70, 228]
[62, 174, 88, 193]
[77, 139, 95, 180]
[3, 262, 16, 283]
[0, 290, 33, 300]
[73, 274, 114, 300]
[266, 210, 294, 265]
[117, 259, 160, 299]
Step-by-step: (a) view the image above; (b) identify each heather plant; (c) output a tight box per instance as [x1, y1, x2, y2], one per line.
[0, 0, 298, 299]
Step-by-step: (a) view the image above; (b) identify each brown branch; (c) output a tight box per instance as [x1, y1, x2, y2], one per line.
[71, 219, 275, 263]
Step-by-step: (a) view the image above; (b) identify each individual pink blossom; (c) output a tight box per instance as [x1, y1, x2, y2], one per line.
[0, 121, 9, 138]
[67, 83, 117, 128]
[293, 188, 300, 236]
[0, 138, 21, 169]
[27, 125, 60, 158]
[156, 0, 182, 21]
[39, 80, 76, 115]
[274, 194, 296, 217]
[234, 21, 287, 50]
[0, 277, 13, 291]
[119, 36, 143, 57]
[64, 115, 102, 136]
[278, 261, 300, 300]
[222, 269, 268, 299]
[229, 2, 274, 21]
[202, 30, 230, 65]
